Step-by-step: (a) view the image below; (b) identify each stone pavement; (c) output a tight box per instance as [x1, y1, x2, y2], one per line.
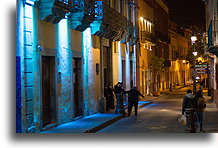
[201, 95, 218, 133]
[42, 85, 217, 133]
[42, 100, 154, 133]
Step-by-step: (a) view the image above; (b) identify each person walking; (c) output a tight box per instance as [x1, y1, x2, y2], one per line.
[182, 89, 196, 132]
[114, 82, 125, 116]
[182, 89, 196, 115]
[195, 90, 206, 132]
[124, 87, 144, 116]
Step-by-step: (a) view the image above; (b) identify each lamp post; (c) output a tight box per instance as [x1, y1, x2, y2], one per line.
[191, 36, 197, 94]
[182, 60, 186, 86]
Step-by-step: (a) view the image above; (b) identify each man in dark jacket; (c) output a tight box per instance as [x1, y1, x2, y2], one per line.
[124, 87, 144, 116]
[182, 89, 196, 115]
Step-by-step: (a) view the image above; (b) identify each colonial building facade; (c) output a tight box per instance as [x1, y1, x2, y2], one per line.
[138, 0, 170, 96]
[169, 21, 192, 88]
[16, 0, 139, 133]
[138, 0, 155, 95]
[204, 0, 218, 108]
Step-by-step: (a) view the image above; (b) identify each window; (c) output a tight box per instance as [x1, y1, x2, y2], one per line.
[140, 17, 153, 33]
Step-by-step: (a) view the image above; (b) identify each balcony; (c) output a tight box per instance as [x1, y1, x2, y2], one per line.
[208, 20, 218, 47]
[140, 31, 156, 43]
[68, 0, 96, 32]
[38, 0, 71, 24]
[91, 1, 128, 41]
[38, 0, 95, 29]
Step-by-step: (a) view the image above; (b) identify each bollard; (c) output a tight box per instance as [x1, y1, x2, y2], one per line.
[185, 108, 196, 133]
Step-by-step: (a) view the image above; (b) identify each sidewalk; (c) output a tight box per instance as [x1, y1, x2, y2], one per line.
[42, 100, 154, 133]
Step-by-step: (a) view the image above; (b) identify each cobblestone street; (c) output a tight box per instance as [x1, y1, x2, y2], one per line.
[98, 86, 218, 133]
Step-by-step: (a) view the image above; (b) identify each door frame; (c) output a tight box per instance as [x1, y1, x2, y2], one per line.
[73, 57, 84, 118]
[40, 49, 58, 131]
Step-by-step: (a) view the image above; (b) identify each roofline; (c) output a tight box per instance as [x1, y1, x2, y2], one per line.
[155, 0, 169, 13]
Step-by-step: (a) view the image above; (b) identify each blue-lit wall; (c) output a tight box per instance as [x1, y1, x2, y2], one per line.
[57, 19, 74, 124]
[16, 0, 24, 133]
[82, 28, 101, 115]
[125, 43, 131, 91]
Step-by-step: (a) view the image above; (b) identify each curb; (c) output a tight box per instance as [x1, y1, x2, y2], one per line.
[85, 101, 154, 133]
[139, 101, 154, 109]
[85, 115, 123, 133]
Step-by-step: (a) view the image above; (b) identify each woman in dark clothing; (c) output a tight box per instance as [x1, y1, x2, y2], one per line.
[114, 82, 125, 115]
[195, 90, 206, 132]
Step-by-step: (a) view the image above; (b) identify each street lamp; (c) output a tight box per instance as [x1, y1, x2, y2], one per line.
[182, 60, 186, 86]
[191, 36, 197, 94]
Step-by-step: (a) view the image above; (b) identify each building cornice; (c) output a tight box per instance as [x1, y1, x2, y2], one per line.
[155, 0, 169, 13]
[169, 30, 190, 42]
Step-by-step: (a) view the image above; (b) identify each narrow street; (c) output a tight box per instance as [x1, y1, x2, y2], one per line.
[98, 86, 218, 133]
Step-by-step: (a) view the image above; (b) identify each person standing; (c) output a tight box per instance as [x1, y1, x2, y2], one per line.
[107, 82, 114, 110]
[124, 87, 144, 116]
[114, 82, 125, 116]
[104, 83, 110, 111]
[195, 90, 206, 132]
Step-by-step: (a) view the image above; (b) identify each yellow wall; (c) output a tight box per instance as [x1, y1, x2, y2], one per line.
[169, 30, 191, 86]
[38, 21, 56, 49]
[70, 30, 82, 52]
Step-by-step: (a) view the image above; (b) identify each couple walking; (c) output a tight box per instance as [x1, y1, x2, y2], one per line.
[182, 89, 206, 132]
[114, 82, 144, 117]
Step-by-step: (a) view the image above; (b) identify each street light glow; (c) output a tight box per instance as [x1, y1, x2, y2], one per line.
[192, 51, 198, 56]
[197, 57, 202, 61]
[191, 36, 197, 44]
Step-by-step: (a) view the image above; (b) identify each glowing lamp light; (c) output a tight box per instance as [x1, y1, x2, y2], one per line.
[140, 17, 144, 21]
[25, 0, 35, 5]
[198, 57, 202, 61]
[191, 36, 197, 44]
[182, 60, 186, 64]
[192, 51, 198, 56]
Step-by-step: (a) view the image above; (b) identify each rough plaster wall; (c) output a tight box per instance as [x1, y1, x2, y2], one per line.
[23, 4, 38, 133]
[57, 19, 73, 125]
[38, 21, 56, 49]
[112, 41, 122, 86]
[125, 45, 131, 91]
[139, 44, 147, 93]
[70, 30, 82, 52]
[88, 47, 101, 114]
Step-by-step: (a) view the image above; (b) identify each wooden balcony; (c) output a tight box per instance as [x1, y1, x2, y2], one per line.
[38, 0, 95, 29]
[140, 31, 156, 43]
[91, 1, 128, 41]
[69, 0, 96, 32]
[38, 0, 71, 24]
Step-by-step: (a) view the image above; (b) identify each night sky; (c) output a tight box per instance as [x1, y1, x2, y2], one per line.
[164, 0, 205, 30]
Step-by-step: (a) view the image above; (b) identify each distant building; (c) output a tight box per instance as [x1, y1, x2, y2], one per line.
[169, 21, 192, 88]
